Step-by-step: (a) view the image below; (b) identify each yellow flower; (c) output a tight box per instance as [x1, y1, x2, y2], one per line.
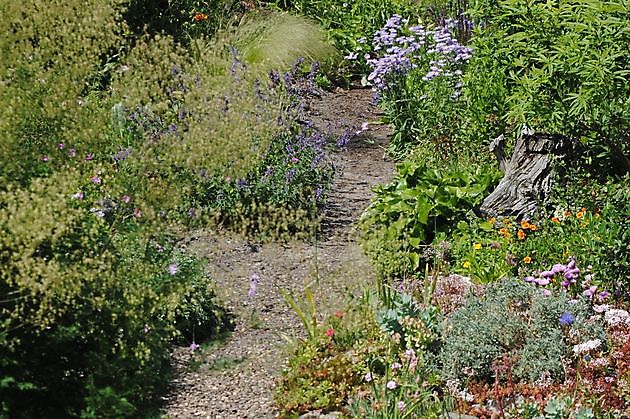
[473, 243, 482, 250]
[489, 217, 497, 224]
[463, 261, 471, 269]
[520, 220, 531, 229]
[517, 229, 526, 240]
[523, 256, 532, 264]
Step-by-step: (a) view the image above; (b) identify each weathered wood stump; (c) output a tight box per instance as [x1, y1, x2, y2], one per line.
[480, 126, 578, 219]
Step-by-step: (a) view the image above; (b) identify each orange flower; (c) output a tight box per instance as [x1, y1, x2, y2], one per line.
[529, 224, 538, 231]
[520, 220, 531, 229]
[489, 217, 497, 224]
[498, 227, 511, 238]
[576, 208, 586, 219]
[523, 256, 532, 264]
[564, 210, 572, 217]
[517, 229, 526, 240]
[551, 216, 560, 223]
[193, 12, 208, 21]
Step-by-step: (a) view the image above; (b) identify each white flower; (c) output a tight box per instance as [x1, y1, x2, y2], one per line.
[604, 309, 630, 327]
[593, 304, 610, 313]
[573, 339, 602, 355]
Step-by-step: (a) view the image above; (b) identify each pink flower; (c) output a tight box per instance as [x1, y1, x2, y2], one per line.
[364, 372, 373, 382]
[386, 380, 397, 389]
[168, 263, 178, 275]
[325, 328, 335, 337]
[121, 195, 131, 203]
[190, 342, 200, 352]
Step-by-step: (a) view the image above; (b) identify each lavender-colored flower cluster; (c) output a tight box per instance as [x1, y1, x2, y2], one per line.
[364, 15, 472, 97]
[524, 258, 610, 300]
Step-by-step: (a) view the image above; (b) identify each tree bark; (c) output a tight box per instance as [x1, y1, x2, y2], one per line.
[480, 126, 578, 219]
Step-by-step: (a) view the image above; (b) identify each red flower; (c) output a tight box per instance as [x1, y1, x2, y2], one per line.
[325, 328, 335, 337]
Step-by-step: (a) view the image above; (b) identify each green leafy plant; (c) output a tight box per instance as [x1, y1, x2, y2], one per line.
[360, 159, 500, 279]
[467, 0, 630, 174]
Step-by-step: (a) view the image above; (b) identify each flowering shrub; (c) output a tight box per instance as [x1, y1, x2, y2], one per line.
[262, 0, 425, 78]
[363, 14, 473, 158]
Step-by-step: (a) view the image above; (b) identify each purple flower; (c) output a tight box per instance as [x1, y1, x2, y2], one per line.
[121, 195, 131, 203]
[386, 380, 397, 389]
[189, 341, 200, 352]
[524, 276, 536, 283]
[536, 277, 550, 286]
[85, 153, 94, 161]
[91, 175, 101, 184]
[559, 312, 575, 326]
[69, 148, 77, 157]
[42, 155, 50, 162]
[71, 191, 84, 200]
[551, 264, 566, 274]
[248, 273, 259, 298]
[397, 401, 406, 411]
[597, 291, 611, 301]
[57, 142, 65, 150]
[168, 263, 179, 275]
[364, 372, 373, 382]
[583, 285, 597, 298]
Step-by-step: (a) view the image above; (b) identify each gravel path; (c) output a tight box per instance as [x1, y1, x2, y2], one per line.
[162, 88, 394, 418]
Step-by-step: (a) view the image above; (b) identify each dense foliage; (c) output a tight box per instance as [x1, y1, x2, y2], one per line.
[1, 1, 337, 416]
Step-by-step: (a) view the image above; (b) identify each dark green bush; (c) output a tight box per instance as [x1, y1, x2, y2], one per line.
[467, 0, 630, 174]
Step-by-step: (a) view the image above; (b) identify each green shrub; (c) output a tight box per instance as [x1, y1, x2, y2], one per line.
[124, 0, 246, 43]
[360, 158, 500, 280]
[467, 0, 630, 174]
[439, 279, 603, 383]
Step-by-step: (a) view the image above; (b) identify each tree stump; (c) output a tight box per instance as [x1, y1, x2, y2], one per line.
[480, 126, 578, 219]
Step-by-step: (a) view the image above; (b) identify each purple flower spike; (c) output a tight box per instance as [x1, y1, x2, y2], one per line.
[561, 280, 571, 287]
[598, 291, 611, 301]
[567, 259, 576, 270]
[524, 276, 535, 283]
[248, 273, 259, 298]
[536, 278, 550, 286]
[541, 270, 555, 278]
